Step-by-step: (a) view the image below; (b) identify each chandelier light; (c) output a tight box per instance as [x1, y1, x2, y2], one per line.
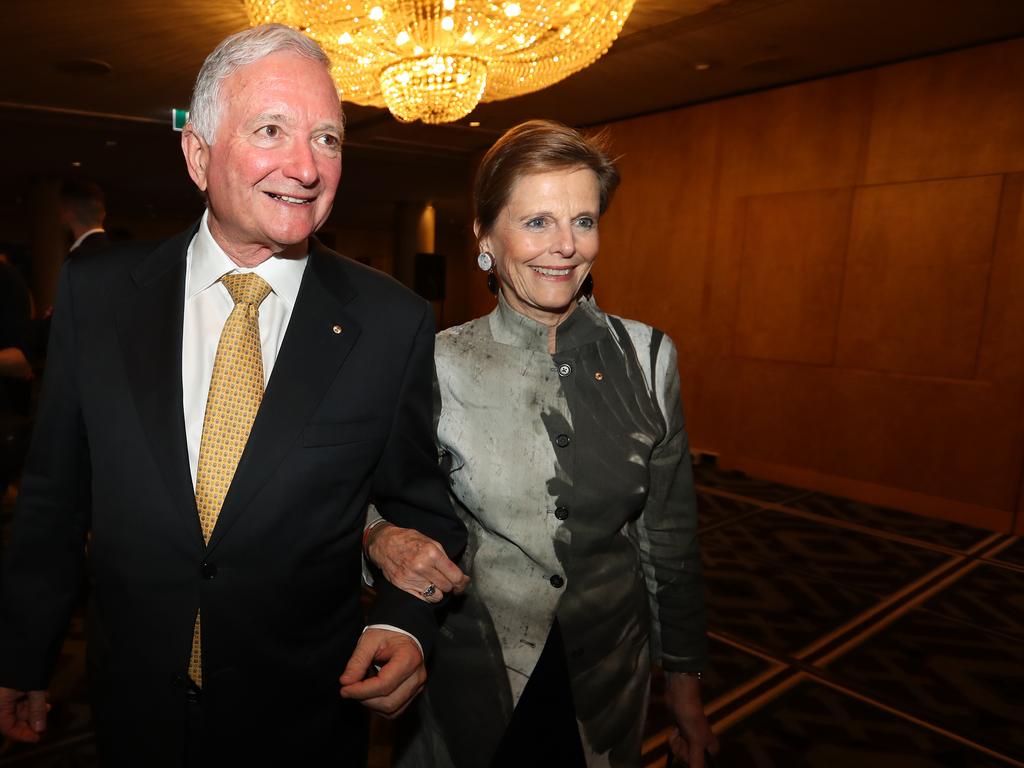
[244, 0, 635, 124]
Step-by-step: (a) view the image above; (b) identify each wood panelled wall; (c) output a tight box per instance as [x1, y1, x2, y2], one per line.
[595, 39, 1024, 533]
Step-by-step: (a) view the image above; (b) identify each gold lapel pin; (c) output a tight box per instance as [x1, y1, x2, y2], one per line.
[332, 324, 343, 335]
[594, 371, 604, 381]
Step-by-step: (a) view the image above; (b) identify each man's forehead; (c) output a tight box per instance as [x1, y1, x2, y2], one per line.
[225, 51, 326, 89]
[219, 56, 342, 123]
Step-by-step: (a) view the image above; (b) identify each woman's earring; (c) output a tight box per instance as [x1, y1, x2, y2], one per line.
[581, 274, 594, 298]
[479, 251, 499, 294]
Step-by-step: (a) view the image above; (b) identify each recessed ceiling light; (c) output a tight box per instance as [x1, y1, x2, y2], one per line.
[469, 121, 481, 127]
[693, 61, 712, 71]
[71, 161, 82, 167]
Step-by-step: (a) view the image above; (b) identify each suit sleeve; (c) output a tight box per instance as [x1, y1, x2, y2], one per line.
[365, 301, 466, 654]
[630, 335, 708, 673]
[0, 265, 91, 690]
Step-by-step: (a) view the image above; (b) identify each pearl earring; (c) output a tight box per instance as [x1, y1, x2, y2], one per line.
[477, 251, 494, 271]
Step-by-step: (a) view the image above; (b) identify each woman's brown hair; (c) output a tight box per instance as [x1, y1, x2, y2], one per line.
[474, 119, 620, 237]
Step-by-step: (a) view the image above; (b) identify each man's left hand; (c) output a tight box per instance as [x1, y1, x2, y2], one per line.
[338, 628, 426, 718]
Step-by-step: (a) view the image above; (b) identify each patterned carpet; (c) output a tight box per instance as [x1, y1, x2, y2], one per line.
[2, 467, 1022, 767]
[642, 466, 1023, 768]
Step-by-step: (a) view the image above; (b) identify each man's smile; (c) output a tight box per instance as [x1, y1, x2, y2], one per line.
[265, 192, 315, 205]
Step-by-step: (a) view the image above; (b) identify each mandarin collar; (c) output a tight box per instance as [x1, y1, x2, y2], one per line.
[489, 291, 607, 354]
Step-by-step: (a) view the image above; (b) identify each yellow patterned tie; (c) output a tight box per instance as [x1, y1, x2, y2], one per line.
[188, 272, 272, 687]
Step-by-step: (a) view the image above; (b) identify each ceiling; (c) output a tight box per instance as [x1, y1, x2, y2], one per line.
[3, 0, 1023, 231]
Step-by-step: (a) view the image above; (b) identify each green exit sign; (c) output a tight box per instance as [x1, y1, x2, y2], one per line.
[171, 108, 189, 131]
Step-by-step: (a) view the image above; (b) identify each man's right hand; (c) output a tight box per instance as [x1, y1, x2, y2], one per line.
[366, 524, 470, 603]
[0, 687, 49, 743]
[338, 628, 426, 718]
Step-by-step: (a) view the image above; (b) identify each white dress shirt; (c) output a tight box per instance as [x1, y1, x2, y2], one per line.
[182, 210, 307, 488]
[181, 211, 419, 652]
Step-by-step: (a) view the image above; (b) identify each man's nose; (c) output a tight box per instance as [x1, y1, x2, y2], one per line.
[282, 140, 319, 186]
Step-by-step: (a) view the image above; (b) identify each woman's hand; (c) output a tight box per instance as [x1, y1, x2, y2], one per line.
[366, 523, 470, 603]
[665, 671, 718, 766]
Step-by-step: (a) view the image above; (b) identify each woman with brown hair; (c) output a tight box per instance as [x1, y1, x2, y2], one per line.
[366, 119, 717, 767]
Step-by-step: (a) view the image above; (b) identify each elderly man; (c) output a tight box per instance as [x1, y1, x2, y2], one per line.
[0, 24, 465, 766]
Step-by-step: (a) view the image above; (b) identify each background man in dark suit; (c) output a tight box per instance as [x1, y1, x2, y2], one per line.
[59, 178, 110, 258]
[0, 24, 465, 766]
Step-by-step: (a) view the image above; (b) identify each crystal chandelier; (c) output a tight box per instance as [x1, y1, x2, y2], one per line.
[244, 0, 635, 124]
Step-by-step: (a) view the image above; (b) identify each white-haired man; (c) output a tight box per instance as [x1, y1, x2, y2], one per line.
[0, 24, 465, 766]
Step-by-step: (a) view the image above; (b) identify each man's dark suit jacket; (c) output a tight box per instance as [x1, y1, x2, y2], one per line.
[0, 223, 466, 766]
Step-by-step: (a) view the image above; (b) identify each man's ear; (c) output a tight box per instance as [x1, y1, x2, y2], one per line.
[181, 126, 210, 192]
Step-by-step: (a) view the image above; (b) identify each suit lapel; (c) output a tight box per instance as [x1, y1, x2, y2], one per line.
[116, 224, 203, 543]
[205, 239, 362, 553]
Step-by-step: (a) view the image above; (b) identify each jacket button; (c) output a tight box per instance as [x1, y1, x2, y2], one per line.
[549, 574, 565, 588]
[557, 362, 572, 377]
[554, 506, 570, 520]
[200, 561, 218, 579]
[555, 434, 570, 448]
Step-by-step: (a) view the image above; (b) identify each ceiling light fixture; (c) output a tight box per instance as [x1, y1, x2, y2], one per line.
[245, 0, 635, 124]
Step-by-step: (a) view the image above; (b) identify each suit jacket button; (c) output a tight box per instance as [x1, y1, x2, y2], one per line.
[554, 506, 570, 520]
[555, 434, 570, 448]
[549, 574, 565, 588]
[201, 561, 218, 579]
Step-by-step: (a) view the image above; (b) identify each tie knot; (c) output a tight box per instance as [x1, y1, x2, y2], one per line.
[221, 273, 272, 307]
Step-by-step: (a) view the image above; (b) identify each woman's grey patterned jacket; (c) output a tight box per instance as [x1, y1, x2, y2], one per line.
[413, 293, 707, 767]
